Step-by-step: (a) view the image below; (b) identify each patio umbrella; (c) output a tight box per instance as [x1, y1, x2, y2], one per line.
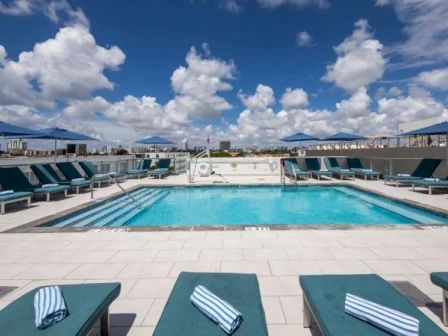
[35, 127, 97, 163]
[135, 136, 174, 145]
[323, 132, 367, 155]
[280, 132, 320, 153]
[399, 120, 448, 172]
[0, 121, 43, 137]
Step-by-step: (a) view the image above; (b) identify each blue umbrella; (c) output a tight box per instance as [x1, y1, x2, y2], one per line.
[323, 132, 367, 141]
[0, 121, 43, 137]
[280, 132, 319, 142]
[135, 136, 174, 145]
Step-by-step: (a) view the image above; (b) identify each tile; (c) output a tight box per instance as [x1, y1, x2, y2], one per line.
[101, 241, 147, 251]
[280, 296, 302, 324]
[169, 261, 221, 277]
[286, 248, 333, 260]
[63, 251, 115, 264]
[110, 298, 154, 327]
[328, 247, 379, 260]
[223, 239, 262, 249]
[15, 264, 78, 280]
[67, 263, 126, 279]
[412, 259, 448, 273]
[269, 261, 321, 276]
[268, 324, 311, 336]
[258, 276, 299, 296]
[364, 260, 426, 275]
[221, 261, 271, 276]
[316, 260, 372, 274]
[142, 298, 167, 326]
[143, 240, 184, 250]
[262, 297, 285, 324]
[153, 250, 200, 262]
[199, 249, 243, 261]
[262, 239, 301, 249]
[117, 263, 173, 279]
[108, 251, 158, 264]
[243, 248, 287, 261]
[183, 239, 222, 249]
[128, 279, 175, 299]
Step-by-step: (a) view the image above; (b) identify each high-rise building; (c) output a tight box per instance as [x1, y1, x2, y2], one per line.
[219, 140, 231, 151]
[181, 138, 188, 151]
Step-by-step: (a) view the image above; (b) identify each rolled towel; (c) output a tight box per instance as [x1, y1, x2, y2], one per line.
[34, 286, 69, 329]
[423, 178, 440, 182]
[397, 174, 411, 177]
[341, 169, 350, 172]
[42, 184, 58, 189]
[320, 169, 329, 172]
[362, 169, 373, 172]
[71, 178, 86, 183]
[191, 285, 243, 335]
[345, 293, 419, 336]
[0, 190, 14, 195]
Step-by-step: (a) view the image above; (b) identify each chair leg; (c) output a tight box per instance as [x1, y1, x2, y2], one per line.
[1, 203, 4, 215]
[27, 197, 31, 208]
[429, 186, 432, 195]
[46, 193, 50, 202]
[443, 290, 448, 326]
[64, 190, 68, 197]
[303, 296, 312, 328]
[100, 308, 110, 336]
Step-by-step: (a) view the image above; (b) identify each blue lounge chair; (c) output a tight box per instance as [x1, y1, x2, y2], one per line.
[0, 167, 70, 202]
[304, 158, 333, 180]
[323, 157, 355, 180]
[0, 282, 120, 336]
[411, 178, 448, 194]
[346, 157, 380, 180]
[153, 272, 268, 336]
[56, 162, 110, 188]
[283, 159, 311, 182]
[384, 158, 441, 187]
[430, 272, 448, 326]
[0, 191, 32, 215]
[79, 161, 125, 182]
[148, 158, 171, 179]
[127, 159, 151, 179]
[31, 164, 92, 194]
[300, 274, 446, 336]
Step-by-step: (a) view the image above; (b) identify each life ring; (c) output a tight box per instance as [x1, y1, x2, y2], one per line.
[198, 162, 210, 176]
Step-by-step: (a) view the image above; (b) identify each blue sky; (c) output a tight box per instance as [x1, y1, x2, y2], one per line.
[0, 0, 448, 148]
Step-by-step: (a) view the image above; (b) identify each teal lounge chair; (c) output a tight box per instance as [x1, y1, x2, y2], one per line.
[79, 161, 125, 182]
[0, 282, 120, 336]
[430, 272, 448, 325]
[148, 158, 171, 179]
[127, 159, 151, 179]
[0, 167, 70, 202]
[153, 272, 268, 336]
[57, 162, 110, 188]
[0, 191, 32, 215]
[304, 158, 333, 180]
[300, 274, 447, 336]
[31, 164, 92, 194]
[384, 158, 441, 187]
[283, 159, 311, 182]
[411, 178, 448, 195]
[346, 158, 380, 180]
[323, 157, 355, 180]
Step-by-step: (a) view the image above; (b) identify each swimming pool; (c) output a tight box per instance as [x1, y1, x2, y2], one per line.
[42, 185, 448, 228]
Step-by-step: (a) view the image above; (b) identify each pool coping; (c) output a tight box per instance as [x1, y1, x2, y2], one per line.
[4, 182, 448, 233]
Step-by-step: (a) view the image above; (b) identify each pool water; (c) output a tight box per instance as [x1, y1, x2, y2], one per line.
[44, 185, 448, 228]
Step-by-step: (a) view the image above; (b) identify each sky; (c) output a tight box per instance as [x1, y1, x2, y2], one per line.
[1, 0, 448, 148]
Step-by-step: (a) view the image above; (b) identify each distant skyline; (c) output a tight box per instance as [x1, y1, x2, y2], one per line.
[0, 0, 447, 148]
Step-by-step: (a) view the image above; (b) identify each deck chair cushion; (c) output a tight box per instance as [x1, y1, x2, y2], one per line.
[300, 274, 446, 336]
[431, 272, 448, 290]
[153, 272, 268, 336]
[0, 191, 32, 202]
[0, 283, 120, 336]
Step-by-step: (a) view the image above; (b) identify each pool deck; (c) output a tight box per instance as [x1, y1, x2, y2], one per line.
[1, 174, 448, 335]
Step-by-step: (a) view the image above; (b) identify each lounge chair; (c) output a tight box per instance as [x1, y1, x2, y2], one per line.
[411, 178, 448, 195]
[153, 272, 268, 336]
[0, 282, 120, 336]
[148, 158, 171, 179]
[0, 191, 32, 215]
[430, 272, 448, 326]
[283, 159, 311, 181]
[79, 160, 125, 182]
[346, 157, 380, 180]
[56, 162, 110, 188]
[300, 274, 446, 335]
[0, 167, 70, 202]
[323, 157, 355, 180]
[304, 158, 332, 180]
[31, 164, 92, 194]
[384, 158, 441, 187]
[127, 159, 151, 179]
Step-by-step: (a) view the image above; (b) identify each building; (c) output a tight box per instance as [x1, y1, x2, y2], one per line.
[181, 138, 188, 151]
[219, 140, 231, 151]
[7, 139, 27, 155]
[66, 143, 87, 155]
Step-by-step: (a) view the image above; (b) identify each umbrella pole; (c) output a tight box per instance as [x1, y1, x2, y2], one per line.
[54, 139, 57, 164]
[446, 133, 448, 175]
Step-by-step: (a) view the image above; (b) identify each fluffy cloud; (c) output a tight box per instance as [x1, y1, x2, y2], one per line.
[378, 0, 448, 66]
[281, 88, 309, 110]
[323, 19, 385, 93]
[238, 84, 275, 111]
[417, 68, 448, 91]
[63, 96, 110, 119]
[296, 31, 313, 47]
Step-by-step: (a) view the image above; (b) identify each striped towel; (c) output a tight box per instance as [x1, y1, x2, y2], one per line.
[345, 293, 419, 336]
[0, 190, 14, 195]
[362, 169, 373, 172]
[397, 174, 411, 177]
[42, 184, 58, 188]
[71, 178, 86, 183]
[423, 178, 440, 182]
[341, 169, 350, 172]
[34, 286, 69, 329]
[190, 285, 243, 334]
[320, 169, 329, 172]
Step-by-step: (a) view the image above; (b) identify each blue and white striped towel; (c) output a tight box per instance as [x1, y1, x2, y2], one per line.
[341, 169, 350, 172]
[345, 293, 419, 336]
[0, 190, 14, 195]
[190, 285, 243, 334]
[362, 169, 373, 172]
[71, 178, 86, 183]
[424, 178, 440, 182]
[41, 184, 58, 189]
[397, 174, 411, 177]
[34, 286, 69, 329]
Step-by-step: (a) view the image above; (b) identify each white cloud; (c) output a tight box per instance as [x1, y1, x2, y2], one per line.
[219, 0, 241, 13]
[63, 96, 110, 119]
[322, 19, 385, 93]
[0, 0, 88, 26]
[257, 0, 329, 9]
[296, 31, 313, 47]
[281, 88, 309, 110]
[380, 0, 448, 66]
[417, 68, 448, 91]
[238, 84, 275, 111]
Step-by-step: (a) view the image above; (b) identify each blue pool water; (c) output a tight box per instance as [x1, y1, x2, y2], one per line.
[44, 186, 448, 228]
